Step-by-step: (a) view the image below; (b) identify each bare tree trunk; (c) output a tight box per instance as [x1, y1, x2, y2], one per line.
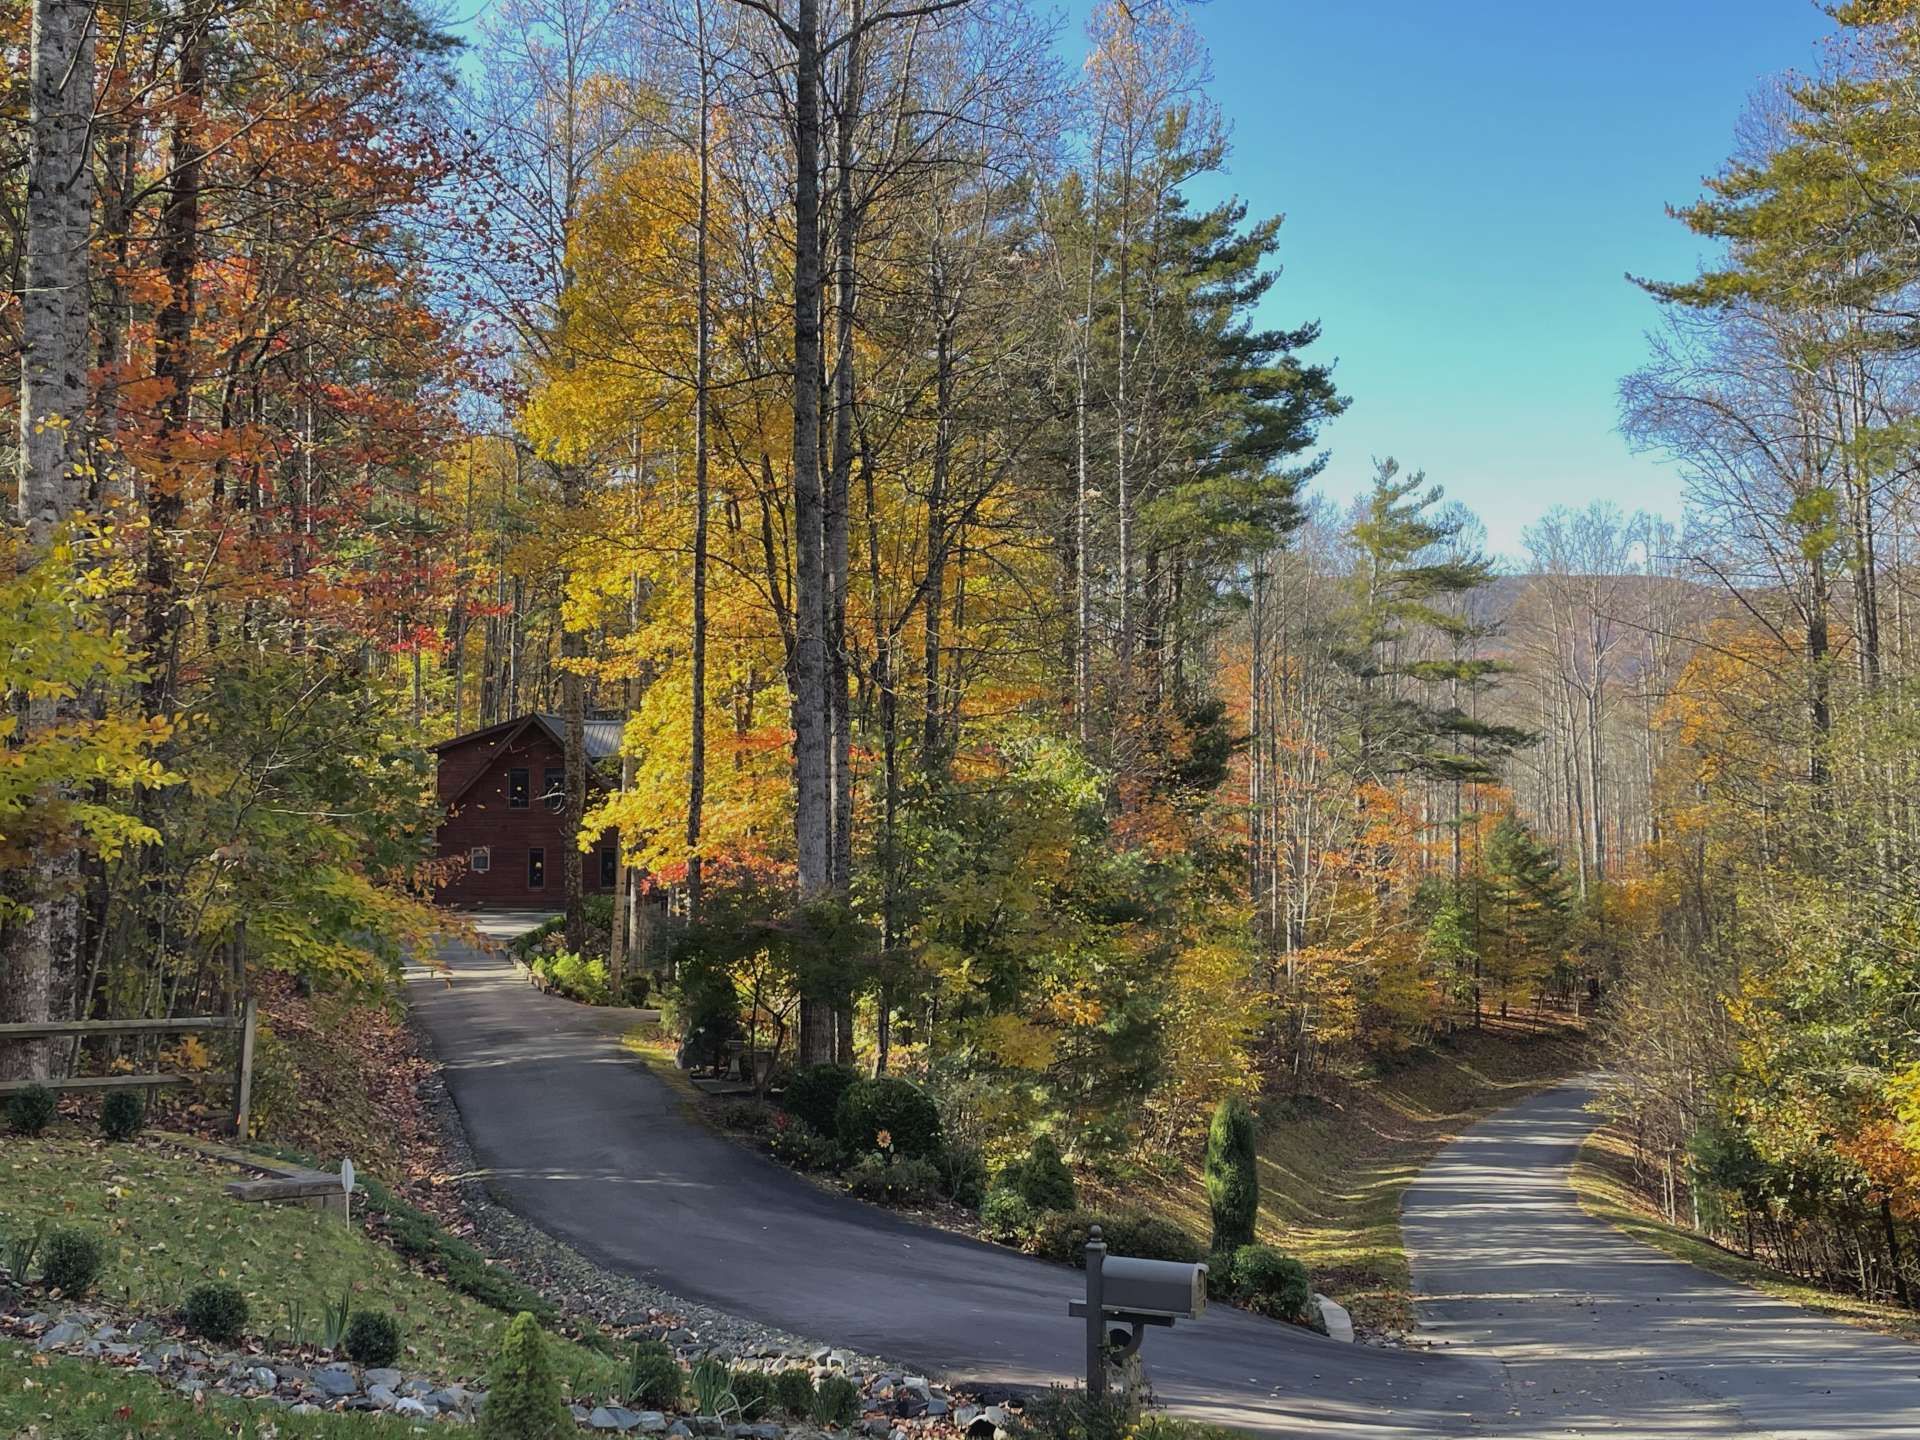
[3, 0, 97, 1081]
[790, 0, 834, 1066]
[686, 0, 715, 921]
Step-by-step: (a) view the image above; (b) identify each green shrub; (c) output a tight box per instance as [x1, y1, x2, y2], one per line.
[1204, 1097, 1259, 1254]
[810, 1374, 862, 1430]
[532, 950, 612, 1005]
[730, 1368, 775, 1418]
[479, 1312, 570, 1440]
[934, 1143, 988, 1209]
[844, 1153, 940, 1206]
[7, 1084, 55, 1137]
[1025, 1211, 1203, 1267]
[718, 1099, 772, 1134]
[1104, 1214, 1204, 1263]
[626, 1339, 683, 1410]
[768, 1117, 842, 1171]
[835, 1077, 942, 1159]
[40, 1228, 102, 1296]
[510, 894, 616, 962]
[99, 1089, 146, 1142]
[771, 1369, 816, 1417]
[183, 1282, 249, 1344]
[780, 1063, 860, 1137]
[980, 1187, 1037, 1244]
[344, 1309, 402, 1367]
[1230, 1244, 1311, 1323]
[1008, 1136, 1076, 1212]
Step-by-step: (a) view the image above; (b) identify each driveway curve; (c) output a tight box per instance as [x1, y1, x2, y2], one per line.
[1404, 1080, 1920, 1438]
[408, 929, 1500, 1437]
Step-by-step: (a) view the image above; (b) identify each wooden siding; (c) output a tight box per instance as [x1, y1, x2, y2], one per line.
[434, 724, 618, 908]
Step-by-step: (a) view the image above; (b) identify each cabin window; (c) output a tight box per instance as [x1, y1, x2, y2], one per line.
[527, 847, 546, 889]
[600, 849, 617, 887]
[508, 768, 530, 808]
[544, 766, 566, 813]
[469, 847, 491, 875]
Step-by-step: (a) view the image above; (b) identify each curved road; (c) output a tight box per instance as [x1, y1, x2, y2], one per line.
[1406, 1082, 1920, 1438]
[409, 931, 1497, 1436]
[410, 928, 1920, 1437]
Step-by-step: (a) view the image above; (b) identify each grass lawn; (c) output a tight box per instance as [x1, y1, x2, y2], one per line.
[0, 1135, 622, 1390]
[1112, 1022, 1589, 1334]
[0, 1348, 432, 1438]
[1570, 1124, 1920, 1344]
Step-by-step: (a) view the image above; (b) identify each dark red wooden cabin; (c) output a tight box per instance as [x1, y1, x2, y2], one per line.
[431, 713, 623, 908]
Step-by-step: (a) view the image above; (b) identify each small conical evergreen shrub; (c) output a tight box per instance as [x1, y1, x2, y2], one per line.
[478, 1312, 570, 1440]
[1204, 1095, 1259, 1254]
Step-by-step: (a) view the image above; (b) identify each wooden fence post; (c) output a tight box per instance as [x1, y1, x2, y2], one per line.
[231, 998, 258, 1139]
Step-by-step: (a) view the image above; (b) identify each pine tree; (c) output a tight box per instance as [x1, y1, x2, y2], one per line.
[1482, 816, 1571, 1019]
[1340, 459, 1532, 788]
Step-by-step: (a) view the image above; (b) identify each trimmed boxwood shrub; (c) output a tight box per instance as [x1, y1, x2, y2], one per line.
[834, 1077, 942, 1160]
[810, 1374, 862, 1430]
[1007, 1136, 1076, 1212]
[1204, 1097, 1259, 1254]
[780, 1064, 860, 1137]
[1230, 1244, 1312, 1323]
[1025, 1211, 1204, 1267]
[844, 1153, 939, 1206]
[100, 1089, 146, 1142]
[626, 1340, 683, 1410]
[480, 1312, 570, 1440]
[344, 1309, 402, 1367]
[184, 1282, 249, 1344]
[980, 1188, 1036, 1245]
[731, 1368, 775, 1418]
[771, 1369, 816, 1417]
[7, 1083, 56, 1137]
[41, 1228, 103, 1296]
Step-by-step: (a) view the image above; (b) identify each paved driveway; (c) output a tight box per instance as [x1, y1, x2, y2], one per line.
[408, 930, 1501, 1437]
[1405, 1081, 1920, 1438]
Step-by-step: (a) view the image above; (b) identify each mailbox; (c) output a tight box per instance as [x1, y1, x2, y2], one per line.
[1099, 1256, 1207, 1321]
[1067, 1226, 1208, 1398]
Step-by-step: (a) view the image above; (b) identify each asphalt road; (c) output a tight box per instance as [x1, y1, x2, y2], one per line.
[408, 928, 1502, 1437]
[1404, 1081, 1920, 1438]
[409, 924, 1920, 1437]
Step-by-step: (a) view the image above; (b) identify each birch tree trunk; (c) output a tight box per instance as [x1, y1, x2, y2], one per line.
[3, 0, 97, 1080]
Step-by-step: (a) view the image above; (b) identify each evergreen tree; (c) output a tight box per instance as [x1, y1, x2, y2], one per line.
[1204, 1095, 1260, 1254]
[1340, 459, 1533, 788]
[479, 1313, 569, 1440]
[1422, 888, 1481, 1020]
[1482, 816, 1572, 1019]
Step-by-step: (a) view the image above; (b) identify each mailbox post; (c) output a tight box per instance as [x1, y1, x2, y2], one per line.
[1085, 1227, 1109, 1397]
[1069, 1225, 1208, 1398]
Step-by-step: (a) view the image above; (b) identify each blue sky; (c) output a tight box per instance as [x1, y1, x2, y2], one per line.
[1055, 1, 1836, 558]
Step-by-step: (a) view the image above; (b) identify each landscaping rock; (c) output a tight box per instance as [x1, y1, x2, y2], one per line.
[369, 1383, 401, 1408]
[591, 1405, 646, 1431]
[312, 1363, 360, 1398]
[395, 1397, 435, 1419]
[37, 1321, 85, 1350]
[366, 1366, 405, 1389]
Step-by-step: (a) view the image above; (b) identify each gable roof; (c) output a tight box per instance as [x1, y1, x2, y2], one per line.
[430, 712, 624, 762]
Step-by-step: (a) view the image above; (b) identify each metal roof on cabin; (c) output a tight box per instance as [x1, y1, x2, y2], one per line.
[537, 714, 624, 761]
